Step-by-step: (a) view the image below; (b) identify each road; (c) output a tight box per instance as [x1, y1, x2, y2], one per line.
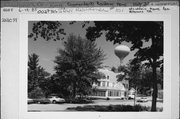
[28, 98, 163, 112]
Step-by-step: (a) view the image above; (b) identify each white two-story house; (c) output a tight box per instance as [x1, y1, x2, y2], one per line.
[91, 67, 127, 99]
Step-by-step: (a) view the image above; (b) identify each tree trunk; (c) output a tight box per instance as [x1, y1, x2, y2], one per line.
[73, 81, 76, 99]
[134, 86, 137, 106]
[151, 64, 158, 111]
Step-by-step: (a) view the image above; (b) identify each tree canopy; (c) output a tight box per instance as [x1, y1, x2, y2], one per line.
[28, 53, 50, 98]
[86, 21, 163, 65]
[54, 34, 106, 99]
[85, 21, 163, 111]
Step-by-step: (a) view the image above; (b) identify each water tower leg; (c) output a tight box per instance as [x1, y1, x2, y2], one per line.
[120, 60, 123, 66]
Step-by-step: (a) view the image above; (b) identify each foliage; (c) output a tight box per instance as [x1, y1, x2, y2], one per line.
[28, 87, 45, 99]
[54, 34, 105, 99]
[40, 74, 64, 97]
[115, 61, 163, 96]
[67, 104, 153, 111]
[85, 21, 163, 111]
[116, 65, 130, 81]
[38, 74, 53, 97]
[28, 21, 90, 41]
[96, 71, 106, 79]
[111, 66, 117, 72]
[28, 53, 39, 93]
[28, 53, 50, 98]
[28, 21, 65, 41]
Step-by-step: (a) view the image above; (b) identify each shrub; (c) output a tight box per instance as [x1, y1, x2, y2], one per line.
[28, 87, 45, 99]
[67, 104, 150, 111]
[65, 97, 93, 104]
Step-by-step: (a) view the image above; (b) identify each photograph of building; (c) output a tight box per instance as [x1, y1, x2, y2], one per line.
[91, 67, 126, 99]
[27, 21, 164, 112]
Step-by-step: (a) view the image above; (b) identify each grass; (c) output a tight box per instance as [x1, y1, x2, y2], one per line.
[67, 104, 163, 112]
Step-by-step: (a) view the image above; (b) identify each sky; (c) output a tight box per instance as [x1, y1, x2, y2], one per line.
[28, 21, 145, 74]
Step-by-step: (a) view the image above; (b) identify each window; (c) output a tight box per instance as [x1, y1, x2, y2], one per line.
[119, 91, 121, 96]
[102, 81, 106, 87]
[108, 91, 112, 96]
[107, 76, 109, 79]
[97, 91, 105, 96]
[108, 90, 121, 97]
[117, 91, 119, 96]
[121, 91, 124, 96]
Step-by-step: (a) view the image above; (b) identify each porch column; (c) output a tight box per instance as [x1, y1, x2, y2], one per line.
[105, 90, 108, 97]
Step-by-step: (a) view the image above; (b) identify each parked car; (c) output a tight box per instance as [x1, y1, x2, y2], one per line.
[137, 97, 148, 102]
[47, 96, 65, 104]
[119, 95, 125, 100]
[33, 98, 51, 104]
[27, 98, 34, 104]
[128, 94, 135, 99]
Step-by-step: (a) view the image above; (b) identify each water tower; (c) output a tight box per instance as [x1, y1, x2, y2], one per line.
[114, 45, 130, 100]
[114, 45, 130, 65]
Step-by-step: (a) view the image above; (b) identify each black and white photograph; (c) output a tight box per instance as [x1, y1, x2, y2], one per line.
[27, 21, 163, 112]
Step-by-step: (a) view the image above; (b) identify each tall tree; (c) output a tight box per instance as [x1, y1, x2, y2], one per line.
[28, 53, 39, 93]
[54, 34, 105, 99]
[37, 67, 51, 97]
[28, 53, 50, 98]
[85, 21, 163, 111]
[117, 61, 163, 96]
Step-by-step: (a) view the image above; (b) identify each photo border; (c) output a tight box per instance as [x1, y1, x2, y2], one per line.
[19, 13, 171, 119]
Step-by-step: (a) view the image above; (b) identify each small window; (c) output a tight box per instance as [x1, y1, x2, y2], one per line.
[107, 76, 109, 79]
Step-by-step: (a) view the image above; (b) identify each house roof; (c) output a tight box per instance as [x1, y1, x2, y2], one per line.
[98, 68, 119, 83]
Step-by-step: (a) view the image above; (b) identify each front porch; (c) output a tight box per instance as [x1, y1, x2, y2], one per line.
[90, 89, 125, 99]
